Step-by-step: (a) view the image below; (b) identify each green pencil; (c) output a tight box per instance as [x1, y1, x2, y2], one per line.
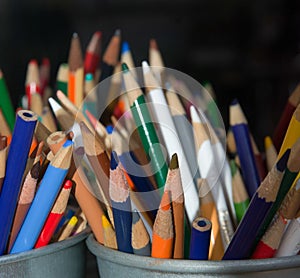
[255, 138, 300, 248]
[230, 159, 250, 223]
[56, 63, 69, 95]
[122, 63, 168, 194]
[0, 70, 15, 131]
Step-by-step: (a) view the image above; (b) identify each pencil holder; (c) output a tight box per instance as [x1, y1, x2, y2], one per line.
[0, 229, 89, 278]
[86, 234, 300, 277]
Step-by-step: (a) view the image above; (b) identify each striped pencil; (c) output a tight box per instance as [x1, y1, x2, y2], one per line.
[122, 63, 168, 194]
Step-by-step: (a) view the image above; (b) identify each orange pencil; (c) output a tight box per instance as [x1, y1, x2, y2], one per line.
[152, 190, 174, 259]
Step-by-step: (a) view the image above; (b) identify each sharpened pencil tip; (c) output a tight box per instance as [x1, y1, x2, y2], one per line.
[114, 29, 121, 36]
[276, 149, 291, 172]
[72, 32, 78, 39]
[231, 98, 239, 105]
[170, 153, 178, 170]
[122, 63, 129, 72]
[121, 41, 130, 54]
[132, 210, 140, 225]
[110, 151, 119, 170]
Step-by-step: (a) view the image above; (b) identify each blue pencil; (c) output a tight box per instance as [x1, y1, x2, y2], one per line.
[0, 110, 37, 255]
[222, 149, 290, 260]
[109, 151, 133, 254]
[189, 217, 212, 260]
[230, 99, 261, 198]
[10, 140, 73, 254]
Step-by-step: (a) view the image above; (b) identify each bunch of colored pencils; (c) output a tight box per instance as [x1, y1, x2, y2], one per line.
[1, 28, 300, 262]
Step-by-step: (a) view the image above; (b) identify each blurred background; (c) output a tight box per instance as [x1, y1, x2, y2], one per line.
[1, 0, 300, 149]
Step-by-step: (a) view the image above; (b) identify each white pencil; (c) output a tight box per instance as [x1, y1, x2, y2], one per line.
[142, 61, 199, 225]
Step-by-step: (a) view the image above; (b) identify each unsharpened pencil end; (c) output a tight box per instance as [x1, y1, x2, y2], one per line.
[122, 63, 129, 72]
[170, 153, 179, 170]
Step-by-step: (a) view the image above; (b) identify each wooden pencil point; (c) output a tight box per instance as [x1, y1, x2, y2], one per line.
[170, 153, 179, 170]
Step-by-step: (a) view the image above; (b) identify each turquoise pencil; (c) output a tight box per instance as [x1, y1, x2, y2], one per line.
[10, 140, 73, 254]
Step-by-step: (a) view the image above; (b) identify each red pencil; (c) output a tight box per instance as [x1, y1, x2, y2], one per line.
[25, 59, 41, 109]
[84, 31, 102, 75]
[35, 180, 73, 248]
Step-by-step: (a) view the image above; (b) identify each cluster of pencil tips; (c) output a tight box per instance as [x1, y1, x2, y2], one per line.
[1, 29, 300, 261]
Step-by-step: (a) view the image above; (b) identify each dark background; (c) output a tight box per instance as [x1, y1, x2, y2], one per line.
[1, 0, 300, 150]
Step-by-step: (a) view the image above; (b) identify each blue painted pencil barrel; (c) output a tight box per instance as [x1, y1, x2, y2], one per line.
[0, 110, 37, 255]
[232, 123, 260, 198]
[189, 217, 211, 260]
[10, 140, 73, 254]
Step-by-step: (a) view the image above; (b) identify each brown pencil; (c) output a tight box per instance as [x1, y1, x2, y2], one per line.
[0, 136, 8, 192]
[164, 153, 184, 259]
[0, 109, 12, 143]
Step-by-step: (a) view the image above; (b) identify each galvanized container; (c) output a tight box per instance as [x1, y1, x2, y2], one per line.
[86, 234, 300, 277]
[0, 231, 89, 278]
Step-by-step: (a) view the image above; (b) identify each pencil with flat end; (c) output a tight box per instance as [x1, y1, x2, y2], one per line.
[189, 217, 212, 260]
[0, 110, 38, 255]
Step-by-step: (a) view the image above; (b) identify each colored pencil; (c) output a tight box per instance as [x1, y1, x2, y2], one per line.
[0, 70, 15, 130]
[10, 140, 73, 254]
[131, 210, 151, 256]
[250, 134, 267, 180]
[48, 97, 75, 131]
[0, 110, 38, 255]
[165, 89, 200, 185]
[143, 61, 199, 223]
[226, 128, 237, 159]
[68, 33, 84, 106]
[0, 109, 12, 143]
[191, 105, 234, 248]
[84, 31, 102, 75]
[30, 92, 43, 117]
[275, 216, 300, 257]
[198, 178, 224, 260]
[0, 136, 7, 193]
[109, 151, 133, 253]
[102, 214, 117, 249]
[255, 138, 300, 246]
[273, 83, 300, 151]
[152, 190, 174, 259]
[265, 136, 278, 172]
[223, 149, 290, 260]
[41, 106, 57, 132]
[7, 141, 43, 252]
[57, 216, 78, 241]
[252, 213, 287, 259]
[121, 42, 136, 77]
[189, 217, 212, 260]
[164, 153, 185, 259]
[252, 178, 300, 258]
[149, 38, 165, 83]
[122, 63, 168, 193]
[25, 59, 40, 109]
[230, 159, 249, 223]
[80, 121, 111, 210]
[35, 180, 73, 248]
[39, 57, 50, 95]
[230, 99, 260, 198]
[56, 63, 69, 95]
[278, 103, 300, 159]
